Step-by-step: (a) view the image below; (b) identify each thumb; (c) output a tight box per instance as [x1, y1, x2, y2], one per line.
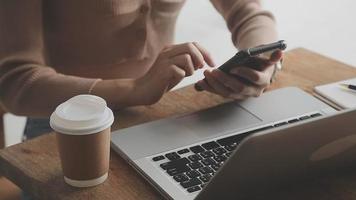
[270, 50, 283, 62]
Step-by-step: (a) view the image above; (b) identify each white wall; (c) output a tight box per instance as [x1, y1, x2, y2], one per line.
[264, 0, 356, 67]
[4, 0, 356, 147]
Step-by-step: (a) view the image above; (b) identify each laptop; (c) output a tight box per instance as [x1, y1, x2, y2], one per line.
[111, 87, 356, 199]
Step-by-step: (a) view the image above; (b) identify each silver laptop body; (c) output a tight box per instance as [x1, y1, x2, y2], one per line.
[111, 87, 342, 199]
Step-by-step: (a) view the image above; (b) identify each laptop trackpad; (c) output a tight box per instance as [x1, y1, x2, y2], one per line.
[176, 102, 262, 139]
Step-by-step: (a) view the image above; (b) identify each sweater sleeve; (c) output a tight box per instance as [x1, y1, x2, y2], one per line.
[210, 0, 278, 49]
[0, 0, 98, 117]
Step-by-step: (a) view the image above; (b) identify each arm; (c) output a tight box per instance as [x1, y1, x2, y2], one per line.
[0, 1, 215, 117]
[210, 0, 278, 49]
[0, 0, 137, 117]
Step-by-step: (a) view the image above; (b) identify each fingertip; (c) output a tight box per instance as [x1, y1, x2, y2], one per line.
[203, 69, 210, 76]
[192, 58, 203, 69]
[271, 50, 283, 61]
[192, 42, 216, 68]
[207, 58, 216, 68]
[197, 63, 203, 69]
[198, 60, 205, 68]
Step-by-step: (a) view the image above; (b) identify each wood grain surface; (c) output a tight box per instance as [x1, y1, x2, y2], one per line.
[1, 48, 356, 200]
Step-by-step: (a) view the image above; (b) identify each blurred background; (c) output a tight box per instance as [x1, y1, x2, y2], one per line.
[3, 0, 356, 147]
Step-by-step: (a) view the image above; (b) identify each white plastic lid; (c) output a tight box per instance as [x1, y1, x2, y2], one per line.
[50, 95, 114, 135]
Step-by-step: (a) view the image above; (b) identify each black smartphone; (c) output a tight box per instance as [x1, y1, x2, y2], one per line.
[195, 40, 287, 91]
[218, 40, 287, 74]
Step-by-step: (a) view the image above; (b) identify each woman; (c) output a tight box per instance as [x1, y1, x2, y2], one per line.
[0, 0, 282, 139]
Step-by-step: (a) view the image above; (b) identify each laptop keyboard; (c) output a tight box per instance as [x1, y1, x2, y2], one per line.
[151, 113, 322, 194]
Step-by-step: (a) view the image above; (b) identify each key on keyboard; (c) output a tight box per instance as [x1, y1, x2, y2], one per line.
[201, 158, 216, 166]
[186, 170, 201, 178]
[167, 165, 190, 176]
[152, 155, 165, 162]
[187, 185, 201, 193]
[199, 174, 212, 183]
[190, 145, 205, 154]
[199, 166, 213, 174]
[177, 149, 190, 154]
[173, 174, 189, 183]
[180, 178, 202, 188]
[165, 152, 181, 161]
[212, 147, 227, 155]
[160, 158, 190, 170]
[188, 154, 202, 162]
[200, 150, 214, 158]
[213, 155, 227, 163]
[189, 162, 203, 169]
[202, 141, 220, 150]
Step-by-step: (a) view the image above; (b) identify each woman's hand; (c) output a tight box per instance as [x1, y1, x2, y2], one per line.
[196, 50, 283, 99]
[134, 42, 215, 105]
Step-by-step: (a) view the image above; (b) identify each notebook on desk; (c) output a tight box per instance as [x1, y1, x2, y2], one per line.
[314, 77, 356, 109]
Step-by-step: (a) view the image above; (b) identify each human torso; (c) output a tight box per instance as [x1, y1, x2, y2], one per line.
[43, 0, 186, 79]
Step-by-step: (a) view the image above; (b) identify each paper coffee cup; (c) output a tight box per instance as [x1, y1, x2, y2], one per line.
[50, 95, 114, 187]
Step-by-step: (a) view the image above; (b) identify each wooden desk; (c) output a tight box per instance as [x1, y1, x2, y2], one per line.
[1, 48, 356, 200]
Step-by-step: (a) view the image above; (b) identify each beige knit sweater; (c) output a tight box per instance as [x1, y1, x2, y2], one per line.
[0, 0, 277, 117]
